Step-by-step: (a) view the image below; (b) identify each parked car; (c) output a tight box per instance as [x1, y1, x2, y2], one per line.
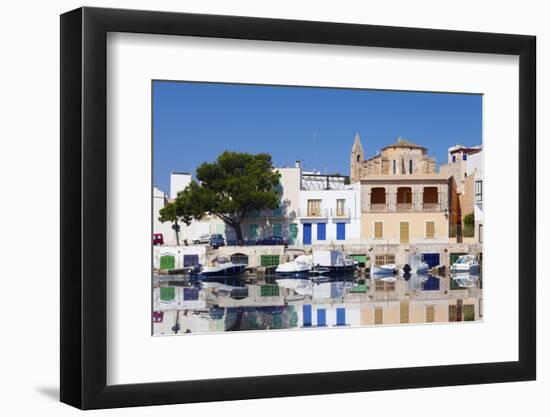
[193, 234, 210, 244]
[256, 236, 288, 247]
[152, 233, 164, 246]
[209, 234, 225, 249]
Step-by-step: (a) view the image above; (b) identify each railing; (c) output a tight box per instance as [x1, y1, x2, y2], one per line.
[330, 208, 351, 218]
[369, 203, 387, 212]
[396, 203, 413, 212]
[422, 202, 440, 211]
[297, 208, 328, 218]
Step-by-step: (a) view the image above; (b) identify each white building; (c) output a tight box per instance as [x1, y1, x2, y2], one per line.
[297, 177, 361, 245]
[467, 150, 483, 244]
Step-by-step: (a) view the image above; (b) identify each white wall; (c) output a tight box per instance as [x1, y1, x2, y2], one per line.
[170, 172, 191, 199]
[298, 187, 361, 244]
[1, 1, 546, 417]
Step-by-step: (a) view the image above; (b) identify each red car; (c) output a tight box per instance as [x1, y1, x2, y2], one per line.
[153, 233, 164, 246]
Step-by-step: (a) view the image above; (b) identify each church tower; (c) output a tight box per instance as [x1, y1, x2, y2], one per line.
[350, 133, 364, 182]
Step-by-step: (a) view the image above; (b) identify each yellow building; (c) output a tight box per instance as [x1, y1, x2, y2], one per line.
[350, 134, 452, 267]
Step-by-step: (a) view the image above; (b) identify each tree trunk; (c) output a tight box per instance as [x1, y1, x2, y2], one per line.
[231, 222, 244, 246]
[174, 221, 180, 246]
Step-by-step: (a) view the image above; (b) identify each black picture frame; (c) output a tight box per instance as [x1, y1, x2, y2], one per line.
[60, 6, 536, 410]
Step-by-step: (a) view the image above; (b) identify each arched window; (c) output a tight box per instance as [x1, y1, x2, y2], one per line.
[356, 154, 361, 162]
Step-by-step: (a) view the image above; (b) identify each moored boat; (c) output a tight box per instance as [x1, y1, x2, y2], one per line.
[450, 255, 480, 274]
[399, 254, 429, 276]
[195, 262, 247, 280]
[371, 264, 396, 276]
[310, 250, 357, 275]
[275, 254, 313, 277]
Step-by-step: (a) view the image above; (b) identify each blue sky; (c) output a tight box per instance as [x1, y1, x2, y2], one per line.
[153, 81, 482, 192]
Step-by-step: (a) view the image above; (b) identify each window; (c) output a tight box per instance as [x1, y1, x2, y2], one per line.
[475, 180, 482, 201]
[374, 222, 384, 239]
[400, 301, 409, 324]
[425, 221, 435, 238]
[336, 199, 345, 216]
[317, 223, 326, 241]
[249, 224, 259, 239]
[463, 154, 468, 161]
[426, 305, 435, 323]
[374, 308, 384, 325]
[392, 159, 396, 174]
[307, 199, 321, 216]
[452, 155, 456, 162]
[375, 254, 395, 266]
[399, 221, 409, 244]
[409, 159, 413, 174]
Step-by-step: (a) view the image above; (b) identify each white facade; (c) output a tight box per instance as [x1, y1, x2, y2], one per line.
[170, 172, 191, 199]
[467, 150, 483, 243]
[297, 182, 361, 245]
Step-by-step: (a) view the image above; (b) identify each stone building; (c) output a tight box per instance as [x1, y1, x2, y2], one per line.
[350, 133, 436, 182]
[350, 134, 453, 268]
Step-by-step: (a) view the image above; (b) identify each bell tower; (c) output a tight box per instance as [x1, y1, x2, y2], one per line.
[350, 133, 364, 182]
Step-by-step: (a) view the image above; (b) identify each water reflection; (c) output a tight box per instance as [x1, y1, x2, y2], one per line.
[153, 271, 483, 335]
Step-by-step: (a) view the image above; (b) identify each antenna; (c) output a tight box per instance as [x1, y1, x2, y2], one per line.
[313, 132, 318, 173]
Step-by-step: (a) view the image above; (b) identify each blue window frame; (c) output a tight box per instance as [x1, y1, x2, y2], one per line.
[317, 308, 326, 327]
[336, 308, 346, 326]
[303, 223, 312, 245]
[317, 223, 326, 240]
[336, 223, 346, 240]
[303, 304, 312, 327]
[463, 154, 468, 161]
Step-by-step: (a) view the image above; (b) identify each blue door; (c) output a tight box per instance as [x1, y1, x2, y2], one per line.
[317, 223, 326, 241]
[303, 223, 312, 245]
[422, 253, 440, 268]
[317, 308, 326, 327]
[303, 304, 312, 327]
[336, 308, 346, 326]
[336, 223, 346, 240]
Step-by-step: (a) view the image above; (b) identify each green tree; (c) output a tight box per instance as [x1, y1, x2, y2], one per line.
[175, 151, 281, 245]
[158, 199, 193, 246]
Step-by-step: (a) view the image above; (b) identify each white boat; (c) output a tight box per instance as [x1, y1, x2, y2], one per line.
[450, 255, 480, 274]
[275, 278, 313, 296]
[451, 272, 479, 288]
[399, 254, 430, 275]
[371, 264, 396, 276]
[197, 262, 247, 279]
[275, 254, 313, 277]
[311, 250, 357, 275]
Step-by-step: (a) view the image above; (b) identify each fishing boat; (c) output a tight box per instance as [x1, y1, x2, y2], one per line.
[311, 250, 357, 275]
[450, 255, 480, 274]
[275, 254, 313, 277]
[451, 272, 478, 288]
[371, 264, 396, 276]
[195, 262, 247, 280]
[399, 254, 430, 276]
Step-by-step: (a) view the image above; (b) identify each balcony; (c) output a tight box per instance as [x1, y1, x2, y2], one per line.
[422, 203, 440, 211]
[331, 208, 352, 218]
[297, 208, 328, 219]
[369, 203, 388, 212]
[396, 203, 413, 212]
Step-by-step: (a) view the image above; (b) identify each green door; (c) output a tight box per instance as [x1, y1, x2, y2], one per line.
[289, 223, 298, 245]
[160, 286, 176, 302]
[272, 223, 282, 237]
[160, 254, 175, 270]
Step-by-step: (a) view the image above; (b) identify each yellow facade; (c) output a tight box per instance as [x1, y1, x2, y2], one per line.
[362, 212, 449, 245]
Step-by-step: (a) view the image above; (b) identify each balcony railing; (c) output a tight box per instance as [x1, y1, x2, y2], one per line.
[396, 203, 413, 212]
[297, 208, 328, 218]
[422, 202, 440, 211]
[331, 208, 351, 218]
[369, 203, 388, 212]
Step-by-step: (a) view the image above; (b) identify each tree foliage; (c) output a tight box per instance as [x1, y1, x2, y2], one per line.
[168, 151, 281, 244]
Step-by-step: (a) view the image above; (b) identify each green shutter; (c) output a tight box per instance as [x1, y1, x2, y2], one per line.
[160, 287, 176, 302]
[249, 224, 259, 239]
[260, 285, 280, 297]
[160, 255, 175, 270]
[260, 255, 280, 267]
[289, 223, 298, 244]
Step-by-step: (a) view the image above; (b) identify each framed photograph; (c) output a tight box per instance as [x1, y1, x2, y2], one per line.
[60, 6, 536, 409]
